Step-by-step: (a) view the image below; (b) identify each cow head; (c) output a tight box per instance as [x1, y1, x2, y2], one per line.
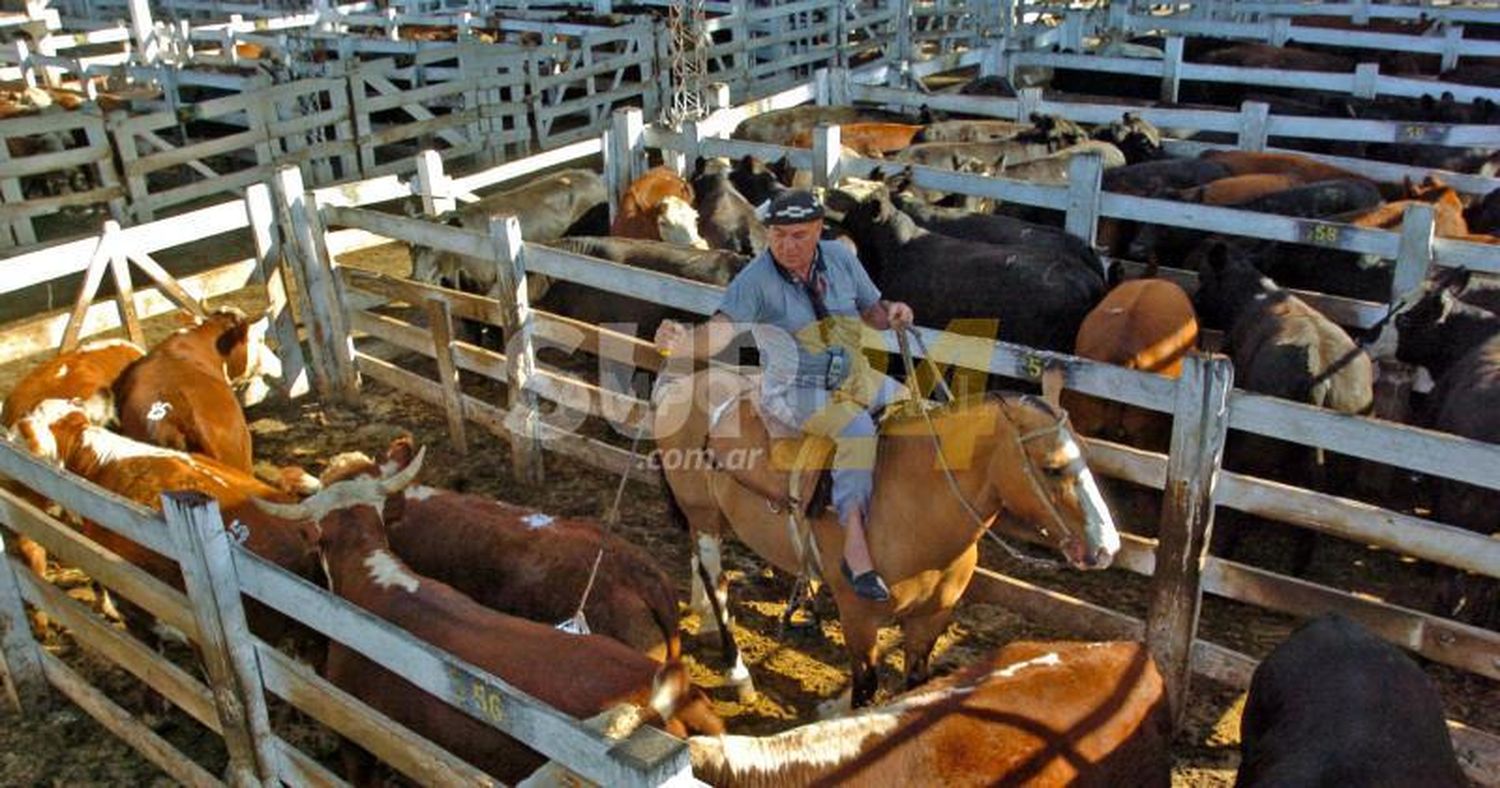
[255, 446, 427, 574]
[1093, 113, 1163, 165]
[212, 307, 283, 405]
[7, 398, 89, 468]
[654, 196, 710, 250]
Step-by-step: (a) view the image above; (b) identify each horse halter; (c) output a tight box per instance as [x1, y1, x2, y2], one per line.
[999, 397, 1089, 553]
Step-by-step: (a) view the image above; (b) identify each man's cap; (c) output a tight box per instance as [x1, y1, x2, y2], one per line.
[764, 190, 825, 225]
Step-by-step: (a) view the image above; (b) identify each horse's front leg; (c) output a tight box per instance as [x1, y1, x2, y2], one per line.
[693, 531, 756, 701]
[901, 609, 955, 692]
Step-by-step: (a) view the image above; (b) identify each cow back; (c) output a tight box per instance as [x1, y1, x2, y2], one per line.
[1238, 615, 1466, 788]
[387, 491, 681, 661]
[2, 340, 144, 429]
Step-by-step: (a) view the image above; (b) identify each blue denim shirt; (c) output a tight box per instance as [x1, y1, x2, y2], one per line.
[715, 240, 882, 393]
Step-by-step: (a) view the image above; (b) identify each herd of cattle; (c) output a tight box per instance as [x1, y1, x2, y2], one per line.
[0, 313, 1475, 784]
[0, 98, 1490, 783]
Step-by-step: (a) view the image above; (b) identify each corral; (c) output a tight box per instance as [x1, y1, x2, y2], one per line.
[0, 0, 1498, 785]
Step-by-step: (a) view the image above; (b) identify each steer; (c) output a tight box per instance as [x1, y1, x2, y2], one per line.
[319, 438, 683, 661]
[256, 454, 724, 784]
[113, 307, 281, 472]
[11, 399, 323, 657]
[1237, 614, 1467, 787]
[688, 641, 1170, 787]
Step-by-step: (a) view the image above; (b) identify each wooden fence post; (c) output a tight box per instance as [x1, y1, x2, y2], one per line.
[1160, 37, 1183, 103]
[1352, 63, 1380, 100]
[667, 118, 703, 179]
[1442, 25, 1464, 73]
[1236, 101, 1269, 152]
[0, 531, 48, 713]
[814, 67, 832, 106]
[1016, 86, 1042, 122]
[979, 41, 1006, 78]
[244, 183, 310, 400]
[1392, 202, 1435, 306]
[163, 491, 278, 787]
[415, 150, 456, 217]
[491, 216, 544, 485]
[811, 123, 841, 188]
[272, 166, 359, 405]
[426, 298, 470, 454]
[828, 66, 851, 107]
[1064, 152, 1103, 254]
[1145, 352, 1232, 728]
[610, 107, 646, 199]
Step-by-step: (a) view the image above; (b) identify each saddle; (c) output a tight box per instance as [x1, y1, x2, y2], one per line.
[705, 387, 835, 518]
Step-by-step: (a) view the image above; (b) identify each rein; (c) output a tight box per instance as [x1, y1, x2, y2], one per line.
[896, 327, 1064, 570]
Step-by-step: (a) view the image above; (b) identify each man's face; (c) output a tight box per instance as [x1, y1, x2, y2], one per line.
[768, 218, 823, 272]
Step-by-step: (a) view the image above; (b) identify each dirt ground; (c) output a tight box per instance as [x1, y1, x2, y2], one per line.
[0, 242, 1494, 787]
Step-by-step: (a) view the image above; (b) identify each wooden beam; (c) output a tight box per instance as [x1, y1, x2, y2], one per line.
[1145, 353, 1233, 727]
[491, 215, 544, 485]
[164, 492, 280, 786]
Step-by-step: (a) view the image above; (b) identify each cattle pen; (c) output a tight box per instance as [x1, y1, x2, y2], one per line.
[1, 1, 1500, 785]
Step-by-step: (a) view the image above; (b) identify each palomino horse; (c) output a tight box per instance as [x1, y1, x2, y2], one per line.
[653, 368, 1120, 708]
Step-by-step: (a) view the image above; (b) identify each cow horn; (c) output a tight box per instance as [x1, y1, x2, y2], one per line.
[252, 496, 311, 521]
[378, 445, 426, 494]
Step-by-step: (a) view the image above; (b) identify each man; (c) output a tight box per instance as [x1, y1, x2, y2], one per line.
[654, 190, 914, 601]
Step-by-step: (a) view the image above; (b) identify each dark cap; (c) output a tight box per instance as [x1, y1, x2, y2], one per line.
[764, 189, 825, 225]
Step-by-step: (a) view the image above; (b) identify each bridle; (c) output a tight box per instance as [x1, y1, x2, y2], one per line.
[897, 328, 1066, 569]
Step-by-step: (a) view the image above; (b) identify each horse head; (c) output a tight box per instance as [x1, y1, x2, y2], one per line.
[992, 395, 1119, 570]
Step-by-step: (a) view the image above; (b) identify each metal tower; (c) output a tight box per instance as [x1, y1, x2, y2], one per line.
[663, 0, 710, 126]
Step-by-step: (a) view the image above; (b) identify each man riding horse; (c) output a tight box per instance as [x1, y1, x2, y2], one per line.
[654, 189, 913, 601]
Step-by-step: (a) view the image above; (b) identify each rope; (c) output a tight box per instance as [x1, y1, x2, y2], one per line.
[897, 326, 1063, 570]
[562, 397, 652, 634]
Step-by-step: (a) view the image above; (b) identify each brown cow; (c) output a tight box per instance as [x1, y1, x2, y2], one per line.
[688, 640, 1170, 787]
[318, 438, 683, 661]
[787, 123, 923, 157]
[610, 166, 709, 248]
[1347, 176, 1500, 244]
[256, 456, 723, 784]
[113, 307, 281, 472]
[10, 399, 322, 655]
[1199, 150, 1366, 184]
[1066, 279, 1198, 454]
[1178, 173, 1307, 206]
[1, 339, 146, 631]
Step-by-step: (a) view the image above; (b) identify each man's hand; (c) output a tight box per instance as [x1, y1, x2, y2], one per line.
[654, 320, 689, 357]
[886, 301, 914, 330]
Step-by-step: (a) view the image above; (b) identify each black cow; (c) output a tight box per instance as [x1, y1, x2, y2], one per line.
[691, 158, 767, 257]
[728, 155, 788, 207]
[1195, 243, 1373, 572]
[826, 183, 1104, 351]
[889, 188, 1105, 278]
[1467, 187, 1500, 236]
[1237, 614, 1467, 788]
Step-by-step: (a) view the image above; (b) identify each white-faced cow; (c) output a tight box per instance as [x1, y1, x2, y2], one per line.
[255, 454, 724, 784]
[1, 339, 145, 631]
[10, 399, 322, 658]
[318, 437, 684, 661]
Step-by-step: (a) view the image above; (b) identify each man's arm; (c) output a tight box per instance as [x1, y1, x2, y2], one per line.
[654, 313, 740, 360]
[861, 299, 915, 331]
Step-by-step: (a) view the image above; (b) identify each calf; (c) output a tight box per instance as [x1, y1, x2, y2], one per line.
[690, 641, 1169, 787]
[258, 457, 723, 784]
[914, 119, 1032, 143]
[1199, 150, 1367, 183]
[113, 308, 280, 472]
[11, 400, 322, 654]
[1237, 614, 1466, 787]
[1, 339, 145, 630]
[787, 123, 922, 156]
[320, 439, 683, 661]
[732, 105, 917, 145]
